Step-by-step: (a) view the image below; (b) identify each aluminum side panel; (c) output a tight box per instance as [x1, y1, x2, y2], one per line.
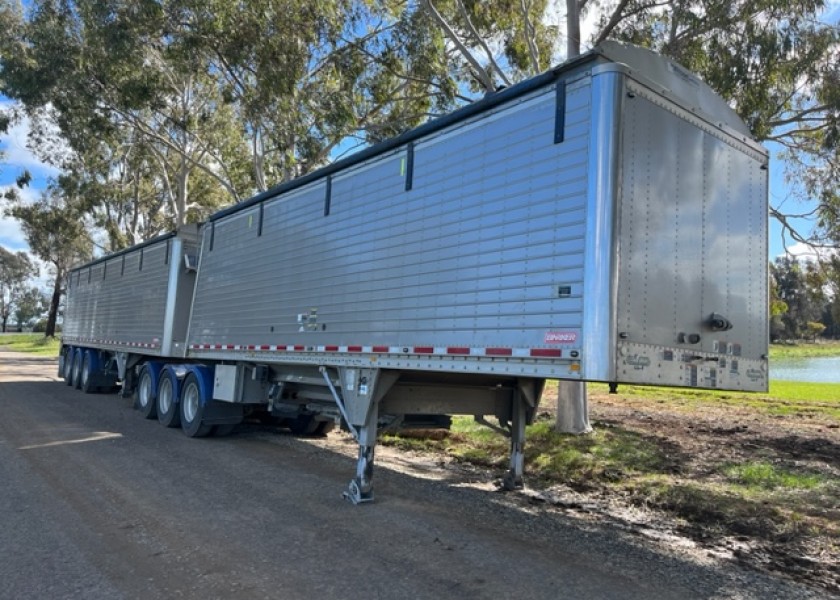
[188, 79, 593, 359]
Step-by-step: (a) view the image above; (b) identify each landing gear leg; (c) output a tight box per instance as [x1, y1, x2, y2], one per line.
[502, 389, 528, 491]
[344, 397, 378, 505]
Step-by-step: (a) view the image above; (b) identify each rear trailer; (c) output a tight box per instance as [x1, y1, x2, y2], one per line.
[60, 225, 200, 393]
[61, 42, 768, 503]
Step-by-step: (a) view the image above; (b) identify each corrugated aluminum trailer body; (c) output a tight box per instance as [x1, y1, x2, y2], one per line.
[187, 41, 768, 392]
[63, 226, 200, 357]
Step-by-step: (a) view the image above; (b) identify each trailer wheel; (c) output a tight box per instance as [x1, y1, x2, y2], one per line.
[80, 352, 98, 394]
[135, 366, 157, 419]
[180, 373, 212, 438]
[213, 424, 237, 437]
[63, 348, 75, 385]
[315, 420, 336, 436]
[156, 371, 180, 428]
[288, 415, 320, 436]
[71, 348, 84, 389]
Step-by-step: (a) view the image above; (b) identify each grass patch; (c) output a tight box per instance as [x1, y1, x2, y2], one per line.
[586, 380, 840, 420]
[384, 415, 676, 488]
[770, 341, 840, 359]
[722, 461, 825, 491]
[524, 420, 674, 485]
[0, 333, 61, 356]
[767, 380, 840, 403]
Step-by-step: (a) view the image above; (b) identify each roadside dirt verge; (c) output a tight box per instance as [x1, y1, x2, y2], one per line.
[357, 384, 840, 596]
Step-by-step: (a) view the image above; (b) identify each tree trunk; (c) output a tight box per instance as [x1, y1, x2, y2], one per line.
[554, 2, 590, 435]
[46, 269, 62, 338]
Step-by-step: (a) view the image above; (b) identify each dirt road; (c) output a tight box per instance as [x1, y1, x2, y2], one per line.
[0, 351, 823, 599]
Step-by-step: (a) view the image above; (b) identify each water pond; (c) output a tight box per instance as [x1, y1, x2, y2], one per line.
[770, 356, 840, 384]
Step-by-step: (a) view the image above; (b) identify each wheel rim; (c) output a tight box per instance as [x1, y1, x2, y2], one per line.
[138, 372, 152, 408]
[183, 382, 199, 424]
[159, 379, 172, 414]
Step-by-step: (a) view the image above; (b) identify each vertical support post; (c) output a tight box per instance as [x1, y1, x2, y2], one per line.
[556, 380, 593, 434]
[503, 389, 527, 490]
[345, 396, 379, 504]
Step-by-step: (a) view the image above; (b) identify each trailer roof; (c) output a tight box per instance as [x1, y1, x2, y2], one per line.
[69, 231, 177, 274]
[209, 42, 755, 224]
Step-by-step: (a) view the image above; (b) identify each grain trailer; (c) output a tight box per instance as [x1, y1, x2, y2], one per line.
[60, 41, 769, 503]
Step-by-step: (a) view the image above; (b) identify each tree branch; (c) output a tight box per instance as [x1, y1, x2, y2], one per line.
[422, 0, 495, 92]
[594, 0, 633, 46]
[519, 0, 541, 72]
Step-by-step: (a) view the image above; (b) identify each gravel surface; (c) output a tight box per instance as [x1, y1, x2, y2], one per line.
[0, 351, 830, 599]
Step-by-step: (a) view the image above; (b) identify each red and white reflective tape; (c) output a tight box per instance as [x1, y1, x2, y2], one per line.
[188, 343, 563, 359]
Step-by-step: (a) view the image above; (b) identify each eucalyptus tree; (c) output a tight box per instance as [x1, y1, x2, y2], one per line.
[0, 0, 253, 230]
[13, 286, 47, 329]
[172, 0, 460, 190]
[0, 246, 37, 333]
[5, 185, 92, 337]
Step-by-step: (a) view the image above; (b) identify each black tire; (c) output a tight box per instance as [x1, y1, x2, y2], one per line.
[156, 371, 180, 428]
[135, 366, 157, 419]
[63, 349, 75, 386]
[213, 424, 237, 437]
[80, 352, 98, 394]
[180, 373, 212, 438]
[314, 420, 336, 436]
[57, 350, 66, 379]
[72, 349, 84, 389]
[288, 414, 319, 436]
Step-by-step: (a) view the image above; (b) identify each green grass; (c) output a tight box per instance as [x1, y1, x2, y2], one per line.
[770, 340, 840, 359]
[0, 333, 61, 356]
[587, 380, 840, 419]
[767, 380, 839, 403]
[722, 461, 825, 491]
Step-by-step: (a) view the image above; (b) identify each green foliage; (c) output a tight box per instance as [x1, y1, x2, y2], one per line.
[770, 256, 830, 340]
[0, 0, 467, 246]
[13, 286, 47, 328]
[769, 340, 840, 358]
[0, 246, 37, 333]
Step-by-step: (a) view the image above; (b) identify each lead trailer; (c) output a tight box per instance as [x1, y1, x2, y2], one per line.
[60, 42, 769, 503]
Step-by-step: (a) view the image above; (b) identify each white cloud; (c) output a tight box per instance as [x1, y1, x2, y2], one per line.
[0, 184, 39, 250]
[779, 242, 838, 262]
[0, 103, 61, 178]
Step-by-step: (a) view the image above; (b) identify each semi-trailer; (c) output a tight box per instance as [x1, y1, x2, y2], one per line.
[59, 41, 769, 503]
